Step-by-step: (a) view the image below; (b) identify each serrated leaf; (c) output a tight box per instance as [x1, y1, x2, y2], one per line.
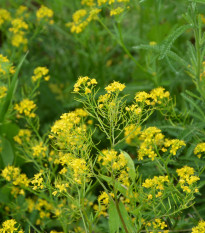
[109, 201, 120, 233]
[1, 137, 14, 166]
[121, 150, 136, 182]
[159, 24, 191, 59]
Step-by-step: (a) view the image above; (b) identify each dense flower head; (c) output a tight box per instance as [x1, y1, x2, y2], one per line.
[110, 7, 124, 16]
[14, 99, 36, 118]
[66, 8, 101, 33]
[73, 76, 97, 94]
[9, 18, 28, 34]
[105, 81, 126, 93]
[81, 0, 96, 6]
[1, 165, 29, 187]
[194, 142, 205, 158]
[163, 139, 186, 155]
[50, 109, 88, 149]
[32, 66, 50, 82]
[138, 127, 164, 161]
[0, 9, 11, 26]
[176, 166, 200, 193]
[98, 149, 127, 170]
[142, 175, 169, 200]
[0, 219, 20, 233]
[32, 142, 48, 157]
[36, 5, 54, 24]
[191, 220, 205, 233]
[135, 87, 170, 106]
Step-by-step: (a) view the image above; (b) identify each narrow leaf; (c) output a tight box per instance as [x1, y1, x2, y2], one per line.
[0, 52, 28, 123]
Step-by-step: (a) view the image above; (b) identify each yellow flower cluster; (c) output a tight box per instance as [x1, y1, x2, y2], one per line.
[0, 219, 23, 233]
[9, 18, 28, 47]
[176, 166, 200, 193]
[124, 124, 141, 144]
[81, 0, 96, 6]
[194, 142, 205, 158]
[73, 76, 97, 93]
[125, 126, 186, 161]
[0, 86, 7, 99]
[16, 5, 28, 17]
[98, 149, 127, 170]
[32, 66, 50, 82]
[105, 81, 126, 93]
[36, 5, 54, 24]
[146, 219, 168, 231]
[110, 7, 124, 16]
[135, 87, 170, 105]
[32, 142, 48, 157]
[163, 139, 186, 155]
[0, 54, 14, 75]
[13, 129, 31, 145]
[54, 152, 90, 185]
[52, 182, 69, 196]
[142, 175, 169, 199]
[1, 165, 29, 187]
[95, 191, 114, 216]
[14, 99, 36, 118]
[0, 9, 11, 26]
[66, 8, 101, 33]
[138, 127, 164, 160]
[31, 171, 44, 190]
[50, 109, 88, 149]
[192, 220, 205, 233]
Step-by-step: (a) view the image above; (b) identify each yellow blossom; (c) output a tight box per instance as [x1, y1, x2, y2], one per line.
[14, 99, 36, 118]
[32, 142, 48, 157]
[32, 66, 50, 82]
[105, 81, 126, 93]
[36, 5, 54, 24]
[0, 86, 7, 98]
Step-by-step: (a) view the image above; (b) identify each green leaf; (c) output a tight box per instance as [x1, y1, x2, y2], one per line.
[1, 137, 14, 166]
[99, 174, 127, 195]
[108, 201, 120, 233]
[195, 0, 205, 3]
[0, 52, 28, 123]
[159, 24, 191, 59]
[121, 151, 136, 182]
[0, 123, 19, 140]
[119, 201, 135, 233]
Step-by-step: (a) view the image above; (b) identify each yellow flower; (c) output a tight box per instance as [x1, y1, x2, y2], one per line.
[36, 5, 54, 24]
[191, 220, 205, 233]
[32, 66, 50, 82]
[0, 9, 11, 26]
[14, 99, 36, 118]
[9, 18, 28, 34]
[105, 81, 126, 93]
[0, 219, 18, 233]
[194, 142, 205, 158]
[13, 129, 31, 145]
[110, 7, 124, 16]
[0, 86, 7, 98]
[32, 142, 47, 157]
